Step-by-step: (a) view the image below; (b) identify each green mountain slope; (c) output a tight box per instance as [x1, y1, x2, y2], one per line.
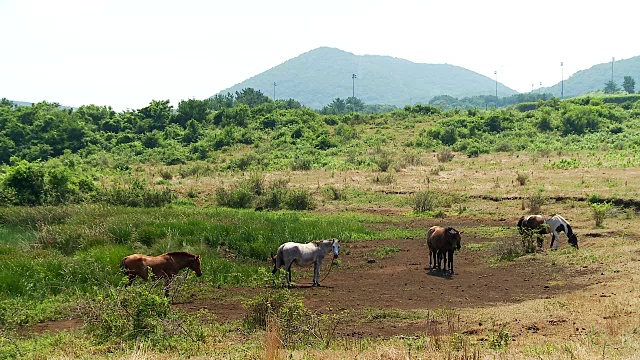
[213, 47, 518, 109]
[542, 56, 640, 97]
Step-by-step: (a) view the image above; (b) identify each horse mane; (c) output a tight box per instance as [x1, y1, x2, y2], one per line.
[165, 251, 197, 258]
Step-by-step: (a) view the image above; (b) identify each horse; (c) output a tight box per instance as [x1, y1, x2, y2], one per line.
[271, 238, 340, 287]
[426, 226, 462, 274]
[120, 251, 202, 296]
[517, 214, 578, 250]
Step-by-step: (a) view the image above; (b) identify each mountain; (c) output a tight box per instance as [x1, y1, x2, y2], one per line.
[213, 47, 518, 109]
[541, 56, 640, 97]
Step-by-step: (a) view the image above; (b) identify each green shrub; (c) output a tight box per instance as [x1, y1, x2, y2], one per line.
[93, 178, 174, 207]
[81, 285, 206, 345]
[2, 160, 46, 205]
[243, 289, 314, 347]
[516, 172, 529, 186]
[284, 188, 315, 210]
[214, 186, 254, 209]
[436, 148, 455, 163]
[592, 202, 612, 227]
[527, 189, 546, 213]
[413, 190, 438, 212]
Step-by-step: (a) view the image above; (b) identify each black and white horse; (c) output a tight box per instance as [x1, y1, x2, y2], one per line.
[517, 214, 578, 249]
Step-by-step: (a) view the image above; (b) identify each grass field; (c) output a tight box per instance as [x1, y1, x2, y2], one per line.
[2, 149, 640, 359]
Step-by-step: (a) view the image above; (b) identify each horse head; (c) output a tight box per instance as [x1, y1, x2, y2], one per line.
[568, 233, 579, 249]
[190, 255, 202, 277]
[331, 238, 340, 259]
[447, 227, 462, 250]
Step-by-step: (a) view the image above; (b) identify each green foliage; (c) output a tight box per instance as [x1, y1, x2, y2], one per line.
[283, 188, 315, 210]
[2, 160, 46, 205]
[413, 190, 439, 212]
[374, 245, 401, 259]
[622, 76, 635, 94]
[93, 178, 175, 207]
[488, 322, 511, 350]
[243, 289, 317, 347]
[81, 285, 206, 346]
[604, 80, 620, 94]
[591, 202, 612, 227]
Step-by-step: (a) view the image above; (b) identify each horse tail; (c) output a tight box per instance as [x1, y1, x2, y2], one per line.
[272, 246, 285, 273]
[517, 216, 525, 234]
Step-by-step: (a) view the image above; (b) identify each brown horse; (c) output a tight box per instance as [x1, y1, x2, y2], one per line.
[426, 226, 462, 274]
[120, 251, 202, 296]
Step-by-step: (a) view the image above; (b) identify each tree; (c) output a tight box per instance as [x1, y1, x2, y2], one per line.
[321, 98, 347, 114]
[138, 100, 173, 132]
[345, 97, 364, 112]
[235, 88, 270, 108]
[175, 99, 209, 127]
[604, 81, 620, 94]
[622, 76, 635, 94]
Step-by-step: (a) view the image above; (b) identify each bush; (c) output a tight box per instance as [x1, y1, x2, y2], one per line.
[243, 289, 316, 347]
[283, 188, 315, 210]
[515, 172, 529, 186]
[527, 189, 546, 213]
[93, 178, 175, 207]
[2, 160, 46, 205]
[214, 186, 254, 209]
[372, 151, 393, 172]
[592, 202, 612, 227]
[413, 190, 438, 212]
[436, 148, 455, 163]
[81, 285, 206, 345]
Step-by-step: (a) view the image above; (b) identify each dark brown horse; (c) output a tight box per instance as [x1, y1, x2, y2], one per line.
[426, 226, 462, 274]
[120, 251, 202, 296]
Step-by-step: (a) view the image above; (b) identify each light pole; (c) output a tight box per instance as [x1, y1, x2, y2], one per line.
[273, 82, 277, 100]
[561, 62, 564, 99]
[351, 73, 357, 113]
[351, 73, 357, 98]
[611, 57, 615, 83]
[539, 82, 542, 95]
[494, 70, 498, 99]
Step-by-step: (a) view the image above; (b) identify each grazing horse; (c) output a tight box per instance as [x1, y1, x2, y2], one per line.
[120, 251, 202, 296]
[426, 226, 462, 274]
[271, 239, 340, 287]
[517, 214, 578, 250]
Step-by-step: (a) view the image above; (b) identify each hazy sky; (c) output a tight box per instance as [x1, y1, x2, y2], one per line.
[1, 0, 637, 111]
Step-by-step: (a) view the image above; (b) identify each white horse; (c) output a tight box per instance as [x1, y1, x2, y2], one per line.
[271, 238, 340, 286]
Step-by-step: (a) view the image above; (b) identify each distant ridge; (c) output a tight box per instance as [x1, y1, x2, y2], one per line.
[213, 47, 518, 109]
[541, 56, 640, 97]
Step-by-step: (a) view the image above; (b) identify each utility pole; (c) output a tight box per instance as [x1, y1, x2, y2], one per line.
[561, 62, 564, 99]
[351, 73, 357, 113]
[611, 57, 615, 83]
[494, 70, 498, 99]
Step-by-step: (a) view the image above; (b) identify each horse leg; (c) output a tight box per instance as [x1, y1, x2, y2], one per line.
[550, 232, 557, 250]
[313, 261, 320, 286]
[286, 266, 292, 287]
[448, 250, 454, 274]
[126, 273, 136, 286]
[164, 278, 171, 297]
